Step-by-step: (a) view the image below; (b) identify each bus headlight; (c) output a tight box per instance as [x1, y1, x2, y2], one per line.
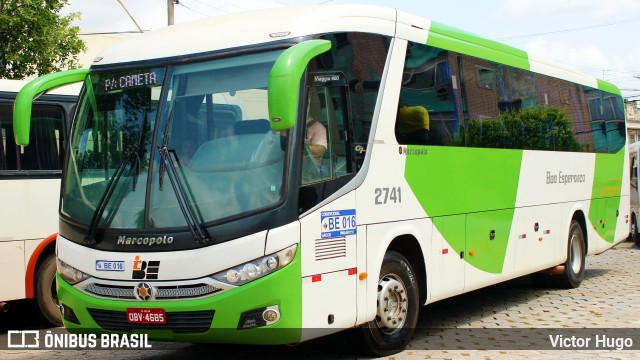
[57, 258, 90, 285]
[212, 244, 297, 286]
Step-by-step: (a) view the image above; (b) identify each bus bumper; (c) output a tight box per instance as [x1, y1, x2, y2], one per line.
[56, 251, 302, 345]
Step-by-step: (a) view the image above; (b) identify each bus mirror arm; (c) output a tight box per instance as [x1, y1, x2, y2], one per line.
[267, 39, 332, 132]
[13, 68, 89, 146]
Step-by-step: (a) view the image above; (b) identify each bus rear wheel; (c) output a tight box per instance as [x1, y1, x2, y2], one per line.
[629, 215, 638, 244]
[35, 253, 62, 326]
[552, 220, 586, 289]
[354, 251, 419, 356]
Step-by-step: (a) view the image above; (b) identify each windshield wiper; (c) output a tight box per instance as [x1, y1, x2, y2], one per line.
[156, 105, 210, 244]
[84, 153, 135, 245]
[130, 110, 149, 192]
[158, 144, 210, 244]
[84, 111, 149, 245]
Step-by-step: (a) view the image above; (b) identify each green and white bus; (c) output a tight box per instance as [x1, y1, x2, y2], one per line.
[13, 4, 629, 354]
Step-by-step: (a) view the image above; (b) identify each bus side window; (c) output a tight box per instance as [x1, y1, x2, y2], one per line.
[0, 104, 65, 172]
[21, 106, 66, 171]
[395, 42, 459, 146]
[632, 156, 638, 188]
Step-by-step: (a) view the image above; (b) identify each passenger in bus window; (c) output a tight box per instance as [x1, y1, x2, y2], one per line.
[395, 106, 430, 145]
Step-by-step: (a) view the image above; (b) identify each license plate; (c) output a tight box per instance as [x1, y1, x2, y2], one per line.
[126, 308, 166, 324]
[95, 260, 125, 272]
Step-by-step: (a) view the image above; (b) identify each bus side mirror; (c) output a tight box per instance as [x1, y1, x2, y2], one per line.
[268, 39, 331, 132]
[14, 68, 88, 146]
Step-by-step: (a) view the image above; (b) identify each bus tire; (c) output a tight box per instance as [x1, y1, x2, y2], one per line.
[552, 220, 586, 289]
[35, 253, 62, 326]
[354, 251, 419, 356]
[629, 215, 638, 244]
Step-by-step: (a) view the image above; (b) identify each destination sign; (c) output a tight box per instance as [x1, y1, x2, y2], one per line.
[103, 72, 159, 91]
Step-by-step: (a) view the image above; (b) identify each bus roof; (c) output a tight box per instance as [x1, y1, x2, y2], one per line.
[91, 4, 618, 95]
[0, 78, 81, 97]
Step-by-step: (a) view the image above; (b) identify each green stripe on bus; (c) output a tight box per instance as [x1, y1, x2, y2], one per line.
[405, 146, 523, 273]
[589, 148, 625, 243]
[427, 21, 530, 71]
[596, 79, 622, 96]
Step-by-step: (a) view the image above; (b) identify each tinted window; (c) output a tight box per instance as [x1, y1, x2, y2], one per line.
[0, 104, 66, 171]
[317, 32, 390, 169]
[396, 44, 624, 153]
[395, 42, 461, 146]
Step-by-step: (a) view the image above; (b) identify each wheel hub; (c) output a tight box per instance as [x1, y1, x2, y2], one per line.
[376, 274, 408, 332]
[570, 234, 583, 273]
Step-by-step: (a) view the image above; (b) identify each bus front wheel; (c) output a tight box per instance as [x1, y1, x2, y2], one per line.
[35, 253, 62, 326]
[553, 220, 586, 289]
[354, 251, 419, 356]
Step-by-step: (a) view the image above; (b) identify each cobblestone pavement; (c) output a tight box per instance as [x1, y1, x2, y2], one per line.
[1, 241, 638, 360]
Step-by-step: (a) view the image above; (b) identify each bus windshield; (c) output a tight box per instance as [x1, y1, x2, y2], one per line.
[61, 50, 287, 232]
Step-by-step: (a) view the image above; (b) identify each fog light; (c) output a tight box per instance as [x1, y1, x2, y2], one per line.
[263, 308, 280, 322]
[237, 305, 280, 330]
[61, 303, 80, 324]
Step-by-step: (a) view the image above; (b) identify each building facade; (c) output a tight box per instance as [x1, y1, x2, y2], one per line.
[626, 100, 640, 144]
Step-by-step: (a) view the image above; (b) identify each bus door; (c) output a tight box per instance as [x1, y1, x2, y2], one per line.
[630, 145, 639, 236]
[298, 72, 360, 334]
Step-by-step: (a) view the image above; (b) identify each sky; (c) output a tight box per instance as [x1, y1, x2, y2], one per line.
[61, 0, 640, 100]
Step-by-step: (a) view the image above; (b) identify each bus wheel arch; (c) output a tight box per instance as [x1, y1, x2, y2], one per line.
[386, 235, 426, 305]
[553, 213, 587, 289]
[571, 210, 588, 255]
[354, 235, 425, 356]
[35, 251, 62, 326]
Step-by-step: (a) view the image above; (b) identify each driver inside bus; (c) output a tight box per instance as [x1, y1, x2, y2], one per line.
[305, 115, 327, 160]
[304, 91, 327, 160]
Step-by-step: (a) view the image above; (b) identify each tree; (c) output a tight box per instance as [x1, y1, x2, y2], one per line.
[0, 0, 86, 79]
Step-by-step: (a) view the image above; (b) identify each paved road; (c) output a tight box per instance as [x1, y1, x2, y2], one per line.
[1, 241, 638, 359]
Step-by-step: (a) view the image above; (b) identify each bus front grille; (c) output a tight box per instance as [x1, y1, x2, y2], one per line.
[83, 283, 222, 300]
[87, 308, 215, 333]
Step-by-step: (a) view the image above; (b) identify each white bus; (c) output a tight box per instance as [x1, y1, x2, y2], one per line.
[14, 4, 629, 354]
[1, 79, 80, 325]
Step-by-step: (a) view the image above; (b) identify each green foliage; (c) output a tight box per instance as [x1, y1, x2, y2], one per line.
[462, 107, 583, 152]
[0, 0, 86, 79]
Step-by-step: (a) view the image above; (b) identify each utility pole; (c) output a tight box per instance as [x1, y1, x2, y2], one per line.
[168, 0, 175, 26]
[602, 69, 610, 81]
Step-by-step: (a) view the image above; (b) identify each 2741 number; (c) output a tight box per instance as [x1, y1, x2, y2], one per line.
[374, 187, 402, 205]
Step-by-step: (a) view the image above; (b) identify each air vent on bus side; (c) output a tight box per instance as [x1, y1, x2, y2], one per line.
[315, 238, 347, 261]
